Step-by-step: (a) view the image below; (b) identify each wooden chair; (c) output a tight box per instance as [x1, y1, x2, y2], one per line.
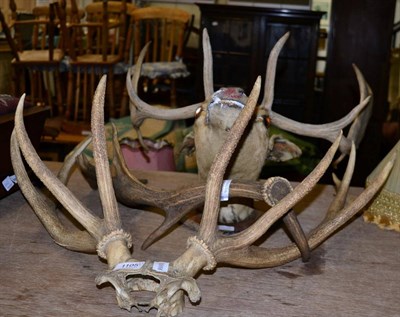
[64, 0, 134, 123]
[0, 2, 66, 117]
[127, 7, 192, 109]
[85, 0, 136, 24]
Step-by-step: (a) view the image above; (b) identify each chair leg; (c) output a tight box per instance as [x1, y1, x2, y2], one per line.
[43, 70, 53, 114]
[10, 65, 21, 97]
[90, 67, 95, 120]
[83, 70, 88, 121]
[55, 69, 64, 116]
[107, 68, 115, 119]
[120, 84, 129, 117]
[30, 70, 36, 106]
[66, 71, 74, 120]
[170, 78, 177, 108]
[74, 68, 81, 121]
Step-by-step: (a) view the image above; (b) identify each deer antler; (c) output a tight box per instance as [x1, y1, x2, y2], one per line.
[126, 29, 216, 129]
[127, 29, 371, 156]
[11, 77, 134, 269]
[11, 130, 96, 252]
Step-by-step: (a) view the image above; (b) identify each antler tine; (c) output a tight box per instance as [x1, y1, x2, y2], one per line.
[202, 28, 214, 97]
[333, 64, 373, 167]
[13, 94, 103, 241]
[57, 136, 92, 184]
[126, 43, 201, 128]
[347, 64, 373, 148]
[10, 131, 97, 252]
[91, 75, 121, 233]
[198, 76, 262, 244]
[327, 142, 356, 221]
[260, 32, 290, 114]
[271, 95, 369, 154]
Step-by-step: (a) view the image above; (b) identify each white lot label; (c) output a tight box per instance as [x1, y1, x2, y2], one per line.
[220, 179, 232, 201]
[218, 225, 235, 232]
[2, 175, 17, 192]
[113, 261, 145, 271]
[152, 261, 169, 273]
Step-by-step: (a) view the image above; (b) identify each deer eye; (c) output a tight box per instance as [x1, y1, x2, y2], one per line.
[195, 107, 202, 119]
[263, 115, 271, 128]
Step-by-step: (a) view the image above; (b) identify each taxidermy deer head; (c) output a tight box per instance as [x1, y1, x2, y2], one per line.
[126, 29, 373, 227]
[11, 74, 394, 316]
[77, 29, 374, 252]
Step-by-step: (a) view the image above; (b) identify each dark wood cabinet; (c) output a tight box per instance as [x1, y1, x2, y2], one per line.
[197, 4, 323, 122]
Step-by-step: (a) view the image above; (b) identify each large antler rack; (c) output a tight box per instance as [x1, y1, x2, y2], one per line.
[12, 72, 395, 316]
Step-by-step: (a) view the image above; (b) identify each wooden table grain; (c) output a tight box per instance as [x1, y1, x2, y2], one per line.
[0, 162, 399, 317]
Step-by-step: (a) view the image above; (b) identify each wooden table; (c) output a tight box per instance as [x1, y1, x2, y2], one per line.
[0, 162, 399, 316]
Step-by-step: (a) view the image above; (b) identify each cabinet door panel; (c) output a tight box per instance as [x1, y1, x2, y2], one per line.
[213, 54, 252, 89]
[265, 23, 316, 59]
[198, 4, 322, 122]
[204, 17, 254, 53]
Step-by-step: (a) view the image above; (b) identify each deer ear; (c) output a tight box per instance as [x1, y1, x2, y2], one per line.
[179, 130, 196, 156]
[267, 135, 302, 162]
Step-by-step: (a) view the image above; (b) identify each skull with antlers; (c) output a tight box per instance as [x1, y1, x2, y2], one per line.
[77, 29, 375, 255]
[126, 30, 373, 228]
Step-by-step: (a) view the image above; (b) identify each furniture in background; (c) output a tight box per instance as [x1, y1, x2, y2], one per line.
[64, 0, 134, 126]
[197, 4, 323, 123]
[0, 2, 66, 117]
[127, 6, 192, 110]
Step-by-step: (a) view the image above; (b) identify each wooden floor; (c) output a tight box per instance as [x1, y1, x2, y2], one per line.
[0, 162, 399, 317]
